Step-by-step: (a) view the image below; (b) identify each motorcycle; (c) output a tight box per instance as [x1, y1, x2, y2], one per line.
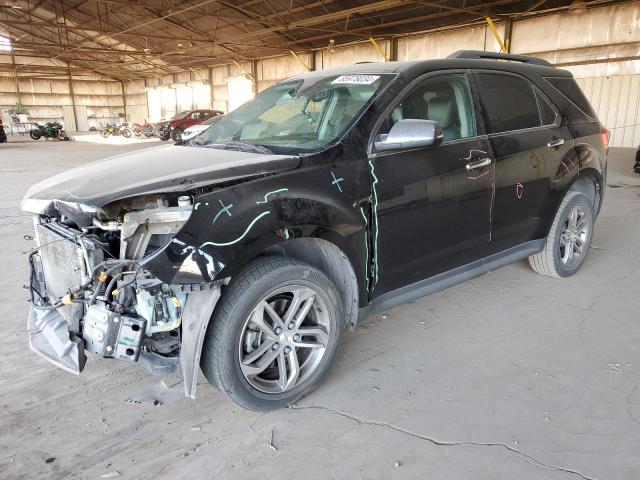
[100, 122, 132, 138]
[132, 120, 154, 138]
[30, 121, 68, 141]
[0, 119, 6, 144]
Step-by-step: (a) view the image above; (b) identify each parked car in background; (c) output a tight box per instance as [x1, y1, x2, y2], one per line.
[153, 109, 224, 142]
[179, 114, 224, 144]
[0, 118, 6, 143]
[21, 51, 607, 411]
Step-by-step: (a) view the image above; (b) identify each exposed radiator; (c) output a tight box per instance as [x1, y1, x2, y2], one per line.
[34, 223, 103, 330]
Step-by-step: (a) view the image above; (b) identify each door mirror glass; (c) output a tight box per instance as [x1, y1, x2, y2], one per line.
[374, 119, 443, 152]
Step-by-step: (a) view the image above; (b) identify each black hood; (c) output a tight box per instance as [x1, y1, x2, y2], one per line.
[22, 144, 300, 213]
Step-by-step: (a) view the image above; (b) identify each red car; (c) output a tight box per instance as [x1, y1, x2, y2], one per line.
[153, 109, 224, 142]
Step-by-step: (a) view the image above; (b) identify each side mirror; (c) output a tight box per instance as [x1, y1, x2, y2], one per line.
[374, 119, 444, 152]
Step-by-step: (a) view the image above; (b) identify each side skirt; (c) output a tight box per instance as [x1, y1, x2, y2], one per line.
[359, 239, 546, 321]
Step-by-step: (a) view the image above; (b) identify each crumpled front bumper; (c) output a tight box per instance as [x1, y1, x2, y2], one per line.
[27, 306, 87, 374]
[26, 285, 223, 399]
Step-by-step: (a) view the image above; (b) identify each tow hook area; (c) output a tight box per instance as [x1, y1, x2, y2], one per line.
[27, 307, 86, 374]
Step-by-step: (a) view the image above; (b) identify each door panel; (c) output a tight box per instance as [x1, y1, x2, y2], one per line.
[372, 139, 494, 295]
[473, 71, 573, 253]
[489, 125, 573, 253]
[369, 72, 494, 297]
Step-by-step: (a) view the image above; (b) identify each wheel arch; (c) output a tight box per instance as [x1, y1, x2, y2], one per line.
[219, 233, 362, 330]
[568, 167, 603, 217]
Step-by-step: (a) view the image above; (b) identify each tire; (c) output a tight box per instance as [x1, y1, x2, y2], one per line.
[122, 128, 132, 138]
[133, 127, 142, 137]
[201, 256, 343, 411]
[30, 130, 42, 140]
[100, 130, 110, 138]
[57, 130, 67, 140]
[170, 128, 183, 142]
[529, 191, 594, 278]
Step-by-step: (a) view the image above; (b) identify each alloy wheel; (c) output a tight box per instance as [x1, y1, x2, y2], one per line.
[238, 285, 330, 394]
[559, 204, 590, 268]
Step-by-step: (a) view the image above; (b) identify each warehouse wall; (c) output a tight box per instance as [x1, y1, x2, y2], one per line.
[576, 75, 640, 148]
[0, 73, 127, 133]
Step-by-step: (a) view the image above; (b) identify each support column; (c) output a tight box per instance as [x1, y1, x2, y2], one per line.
[389, 37, 399, 61]
[251, 60, 258, 95]
[504, 18, 514, 54]
[11, 53, 22, 106]
[209, 67, 214, 110]
[67, 63, 78, 131]
[308, 51, 316, 71]
[121, 81, 128, 121]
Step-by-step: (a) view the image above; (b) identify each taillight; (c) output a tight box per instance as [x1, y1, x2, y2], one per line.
[601, 128, 610, 154]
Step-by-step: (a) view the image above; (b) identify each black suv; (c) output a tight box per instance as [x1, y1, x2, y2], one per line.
[22, 51, 607, 411]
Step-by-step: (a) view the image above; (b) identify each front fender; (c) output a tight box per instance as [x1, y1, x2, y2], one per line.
[143, 167, 369, 299]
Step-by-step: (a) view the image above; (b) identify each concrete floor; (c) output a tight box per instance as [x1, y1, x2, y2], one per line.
[1, 138, 639, 480]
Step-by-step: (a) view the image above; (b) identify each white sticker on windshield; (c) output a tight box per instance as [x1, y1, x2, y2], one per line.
[332, 75, 380, 85]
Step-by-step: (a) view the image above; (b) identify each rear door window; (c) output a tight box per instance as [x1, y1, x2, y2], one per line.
[476, 73, 554, 134]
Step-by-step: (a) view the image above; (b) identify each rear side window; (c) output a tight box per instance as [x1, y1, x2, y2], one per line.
[544, 77, 597, 118]
[476, 73, 554, 133]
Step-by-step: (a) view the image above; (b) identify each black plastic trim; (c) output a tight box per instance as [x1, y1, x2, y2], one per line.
[358, 239, 546, 321]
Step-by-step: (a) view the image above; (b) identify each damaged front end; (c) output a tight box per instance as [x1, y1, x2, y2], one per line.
[24, 194, 222, 398]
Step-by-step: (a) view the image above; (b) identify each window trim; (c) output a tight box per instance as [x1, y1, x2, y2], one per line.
[368, 69, 486, 155]
[470, 70, 562, 138]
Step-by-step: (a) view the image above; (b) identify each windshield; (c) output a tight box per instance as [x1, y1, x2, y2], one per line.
[171, 111, 190, 120]
[198, 73, 390, 153]
[202, 115, 223, 126]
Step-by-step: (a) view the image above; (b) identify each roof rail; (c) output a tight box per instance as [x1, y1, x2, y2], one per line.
[447, 50, 553, 67]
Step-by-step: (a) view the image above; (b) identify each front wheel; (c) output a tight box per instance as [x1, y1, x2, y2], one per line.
[170, 128, 183, 142]
[201, 256, 343, 411]
[529, 191, 594, 278]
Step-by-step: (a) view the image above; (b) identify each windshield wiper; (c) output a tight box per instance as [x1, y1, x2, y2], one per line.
[204, 140, 273, 154]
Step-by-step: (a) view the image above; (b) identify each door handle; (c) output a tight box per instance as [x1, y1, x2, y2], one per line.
[465, 157, 492, 171]
[547, 138, 565, 148]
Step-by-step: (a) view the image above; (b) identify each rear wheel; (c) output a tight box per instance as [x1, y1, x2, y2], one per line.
[30, 129, 42, 140]
[133, 126, 142, 137]
[201, 256, 343, 411]
[100, 129, 110, 138]
[529, 191, 594, 278]
[122, 128, 132, 138]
